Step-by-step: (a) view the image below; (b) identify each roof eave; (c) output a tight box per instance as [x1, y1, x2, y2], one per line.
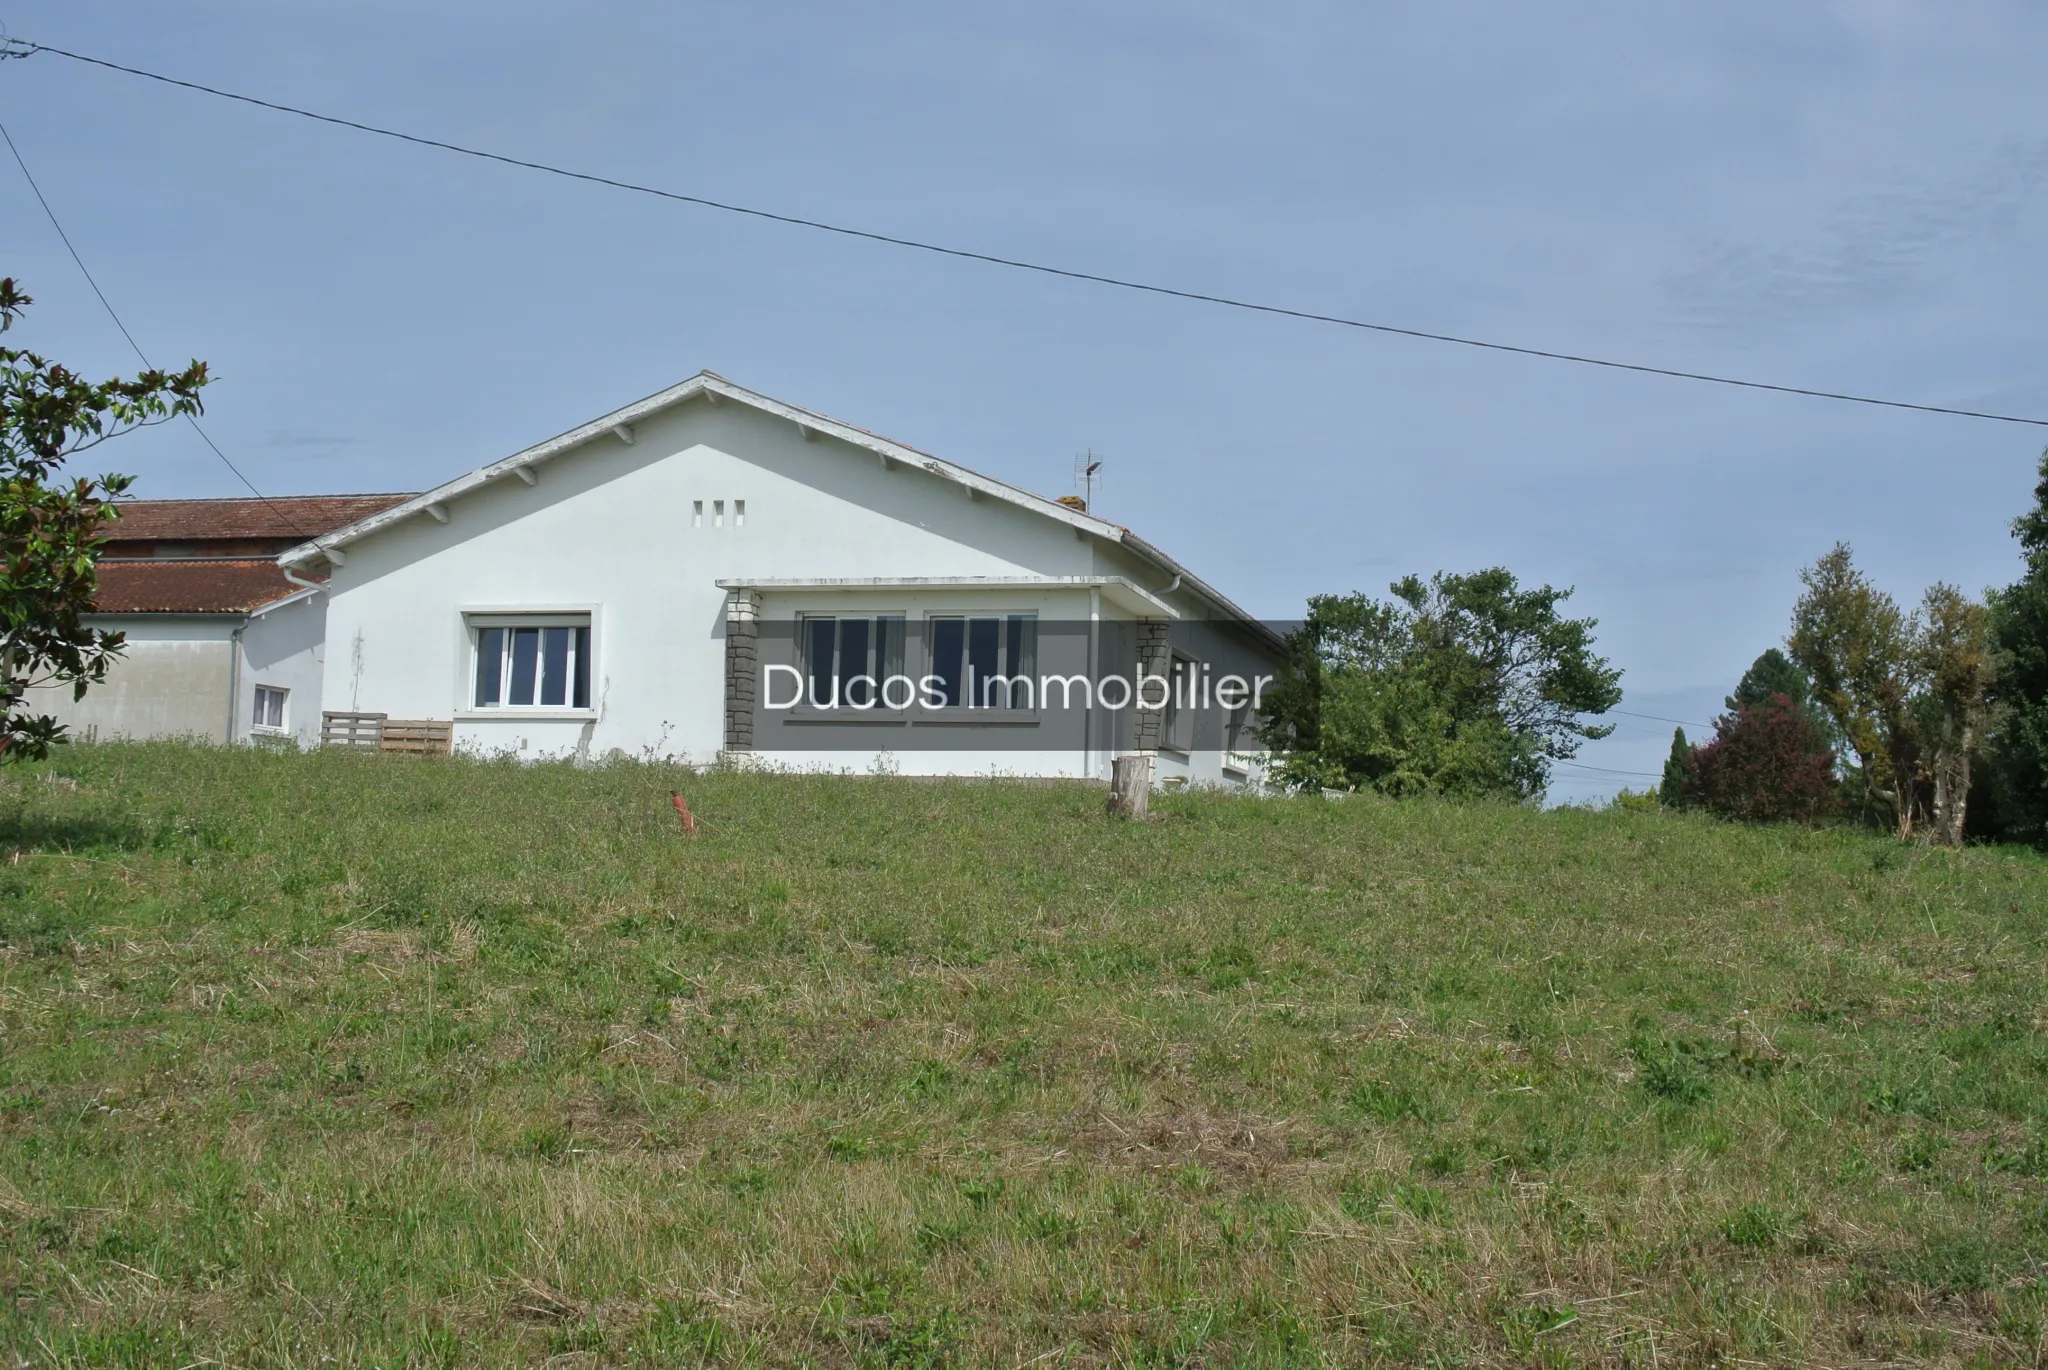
[279, 372, 1130, 568]
[1115, 532, 1288, 654]
[714, 574, 1179, 619]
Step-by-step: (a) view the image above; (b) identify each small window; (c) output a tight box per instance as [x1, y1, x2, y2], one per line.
[1222, 701, 1254, 773]
[927, 614, 1037, 709]
[801, 615, 906, 707]
[472, 616, 592, 709]
[1163, 654, 1198, 752]
[734, 499, 746, 527]
[692, 500, 703, 527]
[252, 685, 288, 732]
[714, 499, 725, 528]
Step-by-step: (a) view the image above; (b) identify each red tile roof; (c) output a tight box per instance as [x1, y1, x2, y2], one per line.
[93, 559, 309, 615]
[104, 494, 415, 543]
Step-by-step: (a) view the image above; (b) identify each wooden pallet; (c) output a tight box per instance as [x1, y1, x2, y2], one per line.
[320, 712, 453, 756]
[379, 720, 453, 755]
[320, 711, 387, 749]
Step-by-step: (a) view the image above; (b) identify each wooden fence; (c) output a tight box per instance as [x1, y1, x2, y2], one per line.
[320, 712, 453, 755]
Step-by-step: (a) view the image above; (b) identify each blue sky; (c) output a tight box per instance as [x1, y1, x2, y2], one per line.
[4, 2, 2046, 797]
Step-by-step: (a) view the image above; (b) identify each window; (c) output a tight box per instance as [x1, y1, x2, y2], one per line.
[714, 499, 725, 528]
[734, 499, 746, 527]
[472, 616, 592, 709]
[802, 615, 905, 707]
[692, 500, 703, 527]
[1162, 654, 1197, 752]
[1222, 701, 1255, 773]
[928, 614, 1037, 709]
[252, 685, 288, 732]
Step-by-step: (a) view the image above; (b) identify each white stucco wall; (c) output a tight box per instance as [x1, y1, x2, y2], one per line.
[238, 590, 326, 747]
[316, 395, 1273, 781]
[26, 616, 236, 743]
[22, 596, 327, 749]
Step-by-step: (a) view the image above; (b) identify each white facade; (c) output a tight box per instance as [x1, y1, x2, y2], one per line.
[291, 374, 1280, 782]
[28, 591, 327, 748]
[238, 590, 327, 748]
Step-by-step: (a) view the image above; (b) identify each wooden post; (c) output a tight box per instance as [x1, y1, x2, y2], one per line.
[1108, 753, 1151, 821]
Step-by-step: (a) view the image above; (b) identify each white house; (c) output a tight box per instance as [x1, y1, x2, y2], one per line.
[279, 372, 1285, 783]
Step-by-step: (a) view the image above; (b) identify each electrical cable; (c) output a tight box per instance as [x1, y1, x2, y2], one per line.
[0, 116, 309, 535]
[1608, 708, 1716, 730]
[1553, 759, 1664, 779]
[10, 38, 2048, 429]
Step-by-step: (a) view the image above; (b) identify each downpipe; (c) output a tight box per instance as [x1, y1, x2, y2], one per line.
[225, 620, 245, 744]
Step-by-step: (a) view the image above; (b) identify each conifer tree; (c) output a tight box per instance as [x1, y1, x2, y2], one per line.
[1659, 727, 1690, 807]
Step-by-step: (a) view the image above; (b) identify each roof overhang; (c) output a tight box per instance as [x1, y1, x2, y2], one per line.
[277, 372, 1125, 568]
[715, 575, 1178, 619]
[278, 370, 1280, 650]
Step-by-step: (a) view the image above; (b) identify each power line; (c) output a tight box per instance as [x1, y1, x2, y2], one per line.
[12, 38, 2048, 430]
[1553, 759, 1662, 779]
[0, 117, 308, 534]
[1610, 708, 1715, 730]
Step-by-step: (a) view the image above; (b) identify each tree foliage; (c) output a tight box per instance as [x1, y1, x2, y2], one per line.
[1680, 692, 1839, 825]
[1727, 647, 1823, 723]
[1659, 726, 1690, 808]
[1987, 449, 2048, 846]
[1788, 546, 1996, 844]
[1915, 584, 1995, 847]
[1788, 543, 1913, 832]
[0, 279, 208, 760]
[1261, 568, 1622, 800]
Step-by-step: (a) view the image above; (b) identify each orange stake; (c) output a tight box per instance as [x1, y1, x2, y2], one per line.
[670, 789, 698, 835]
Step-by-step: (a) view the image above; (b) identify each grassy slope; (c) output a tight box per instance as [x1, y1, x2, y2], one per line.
[0, 746, 2046, 1367]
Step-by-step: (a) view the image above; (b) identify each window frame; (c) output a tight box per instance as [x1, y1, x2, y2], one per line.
[457, 607, 601, 719]
[792, 611, 908, 713]
[922, 612, 1039, 714]
[1161, 651, 1199, 754]
[250, 684, 289, 734]
[1221, 700, 1259, 775]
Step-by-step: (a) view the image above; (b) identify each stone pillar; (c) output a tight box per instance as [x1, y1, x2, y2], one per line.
[1129, 618, 1172, 755]
[723, 589, 760, 754]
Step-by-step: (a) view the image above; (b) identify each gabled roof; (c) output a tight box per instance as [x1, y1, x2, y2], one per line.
[94, 559, 310, 615]
[108, 494, 414, 543]
[278, 372, 1277, 646]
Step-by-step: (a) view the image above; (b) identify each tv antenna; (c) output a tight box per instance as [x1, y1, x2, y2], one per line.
[1073, 450, 1103, 510]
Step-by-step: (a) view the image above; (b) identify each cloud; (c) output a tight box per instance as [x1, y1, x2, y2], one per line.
[1663, 139, 2048, 332]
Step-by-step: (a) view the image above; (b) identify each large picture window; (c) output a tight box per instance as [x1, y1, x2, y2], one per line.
[802, 614, 905, 708]
[473, 616, 592, 709]
[928, 614, 1036, 709]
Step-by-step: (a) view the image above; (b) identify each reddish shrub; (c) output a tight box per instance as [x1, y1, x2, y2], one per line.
[1682, 693, 1839, 824]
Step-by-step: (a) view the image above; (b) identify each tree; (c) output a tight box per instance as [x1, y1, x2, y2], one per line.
[1789, 544, 1917, 837]
[1728, 647, 1822, 720]
[1915, 584, 1995, 847]
[1659, 727, 1690, 807]
[1261, 568, 1622, 800]
[1680, 693, 1839, 824]
[1987, 449, 2048, 846]
[0, 279, 208, 759]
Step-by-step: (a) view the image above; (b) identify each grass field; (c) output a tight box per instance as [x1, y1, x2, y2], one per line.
[2, 745, 2047, 1366]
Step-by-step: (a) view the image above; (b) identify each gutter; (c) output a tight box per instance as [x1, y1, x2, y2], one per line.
[226, 619, 245, 744]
